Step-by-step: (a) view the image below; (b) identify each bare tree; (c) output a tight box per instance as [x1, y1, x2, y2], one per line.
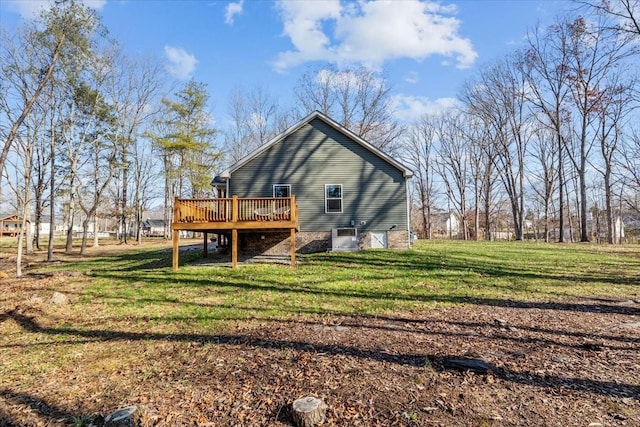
[8, 123, 39, 276]
[295, 66, 403, 151]
[591, 72, 637, 243]
[109, 53, 166, 244]
[564, 17, 631, 241]
[526, 124, 559, 242]
[457, 113, 496, 240]
[402, 115, 438, 239]
[576, 0, 640, 38]
[434, 111, 470, 240]
[223, 85, 284, 163]
[462, 54, 532, 240]
[131, 138, 160, 243]
[0, 1, 100, 190]
[524, 20, 574, 242]
[618, 129, 640, 213]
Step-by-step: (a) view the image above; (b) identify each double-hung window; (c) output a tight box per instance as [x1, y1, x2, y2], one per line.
[273, 184, 291, 198]
[325, 184, 342, 213]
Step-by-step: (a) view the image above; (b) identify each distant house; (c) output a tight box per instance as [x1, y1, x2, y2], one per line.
[142, 219, 166, 237]
[0, 215, 22, 237]
[429, 212, 461, 239]
[172, 111, 413, 268]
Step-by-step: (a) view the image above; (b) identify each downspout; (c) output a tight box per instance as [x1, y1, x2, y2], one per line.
[406, 175, 411, 247]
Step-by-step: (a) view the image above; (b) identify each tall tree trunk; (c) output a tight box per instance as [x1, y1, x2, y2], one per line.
[579, 159, 589, 242]
[47, 139, 55, 262]
[557, 134, 565, 243]
[80, 217, 90, 255]
[34, 188, 42, 250]
[93, 214, 99, 247]
[544, 197, 550, 243]
[16, 221, 25, 278]
[65, 193, 75, 254]
[604, 167, 614, 244]
[474, 183, 480, 241]
[121, 154, 129, 244]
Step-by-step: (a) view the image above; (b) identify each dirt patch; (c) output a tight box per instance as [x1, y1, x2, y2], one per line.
[0, 243, 638, 426]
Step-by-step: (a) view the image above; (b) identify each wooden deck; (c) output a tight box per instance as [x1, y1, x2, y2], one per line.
[172, 196, 298, 270]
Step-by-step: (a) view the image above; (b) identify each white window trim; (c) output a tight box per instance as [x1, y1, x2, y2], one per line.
[325, 184, 343, 214]
[273, 184, 291, 198]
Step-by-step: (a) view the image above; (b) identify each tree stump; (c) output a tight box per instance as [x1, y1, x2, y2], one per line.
[292, 396, 327, 427]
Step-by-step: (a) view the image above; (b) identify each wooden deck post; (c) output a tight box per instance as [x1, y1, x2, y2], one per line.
[231, 195, 238, 222]
[203, 232, 208, 258]
[172, 228, 179, 272]
[290, 228, 296, 267]
[231, 229, 238, 268]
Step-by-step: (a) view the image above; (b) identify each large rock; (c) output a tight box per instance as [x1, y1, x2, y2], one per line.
[104, 405, 139, 427]
[50, 292, 69, 305]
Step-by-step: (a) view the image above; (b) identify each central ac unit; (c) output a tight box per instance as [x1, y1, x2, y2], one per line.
[331, 228, 358, 251]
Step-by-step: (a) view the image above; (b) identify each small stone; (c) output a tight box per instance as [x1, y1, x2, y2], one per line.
[334, 325, 348, 331]
[494, 318, 508, 327]
[552, 355, 571, 363]
[422, 407, 438, 412]
[104, 405, 139, 427]
[621, 397, 635, 406]
[588, 423, 603, 426]
[50, 292, 69, 305]
[611, 413, 627, 420]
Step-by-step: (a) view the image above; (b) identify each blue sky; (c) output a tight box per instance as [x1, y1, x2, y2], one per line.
[1, 0, 573, 125]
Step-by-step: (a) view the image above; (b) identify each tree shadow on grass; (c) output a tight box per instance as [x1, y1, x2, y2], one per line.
[73, 244, 640, 290]
[0, 388, 98, 426]
[86, 265, 640, 316]
[2, 309, 638, 399]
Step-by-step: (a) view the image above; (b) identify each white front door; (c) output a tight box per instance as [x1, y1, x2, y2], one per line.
[371, 231, 388, 249]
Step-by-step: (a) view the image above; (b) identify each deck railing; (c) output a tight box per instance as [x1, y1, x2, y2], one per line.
[174, 196, 296, 224]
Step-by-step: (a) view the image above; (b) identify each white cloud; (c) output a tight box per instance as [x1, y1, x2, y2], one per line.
[273, 0, 477, 71]
[5, 0, 106, 19]
[404, 71, 419, 84]
[391, 95, 458, 122]
[225, 0, 244, 25]
[164, 46, 198, 80]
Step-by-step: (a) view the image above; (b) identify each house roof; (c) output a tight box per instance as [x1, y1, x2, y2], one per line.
[143, 219, 166, 227]
[219, 110, 413, 179]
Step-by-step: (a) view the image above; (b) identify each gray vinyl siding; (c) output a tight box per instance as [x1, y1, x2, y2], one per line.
[229, 118, 408, 232]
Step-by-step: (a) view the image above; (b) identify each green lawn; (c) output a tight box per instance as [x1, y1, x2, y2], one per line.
[27, 240, 639, 333]
[2, 240, 639, 425]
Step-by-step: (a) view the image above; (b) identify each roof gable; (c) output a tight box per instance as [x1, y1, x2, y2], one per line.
[220, 111, 412, 179]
